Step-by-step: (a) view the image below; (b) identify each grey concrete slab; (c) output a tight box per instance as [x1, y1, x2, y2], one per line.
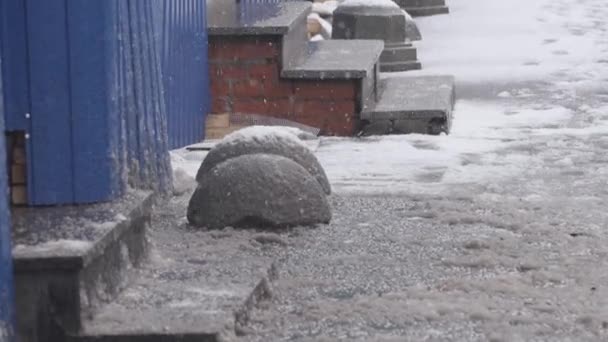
[282, 40, 384, 79]
[332, 5, 422, 73]
[12, 191, 154, 342]
[405, 6, 450, 17]
[71, 192, 280, 342]
[379, 60, 422, 72]
[396, 0, 447, 7]
[332, 5, 407, 44]
[281, 10, 309, 70]
[362, 75, 455, 134]
[207, 1, 311, 36]
[12, 191, 153, 271]
[380, 44, 418, 64]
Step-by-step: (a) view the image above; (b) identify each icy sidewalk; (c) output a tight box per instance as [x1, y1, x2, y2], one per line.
[168, 0, 608, 340]
[314, 0, 608, 197]
[234, 0, 608, 340]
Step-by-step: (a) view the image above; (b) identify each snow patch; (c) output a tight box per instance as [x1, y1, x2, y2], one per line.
[220, 126, 311, 149]
[340, 0, 399, 9]
[13, 239, 92, 256]
[312, 1, 339, 16]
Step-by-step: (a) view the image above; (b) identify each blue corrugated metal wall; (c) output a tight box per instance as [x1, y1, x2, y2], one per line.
[0, 43, 15, 341]
[114, 0, 173, 193]
[0, 0, 209, 205]
[154, 0, 210, 149]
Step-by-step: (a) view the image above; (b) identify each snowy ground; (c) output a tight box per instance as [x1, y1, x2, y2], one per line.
[171, 0, 608, 340]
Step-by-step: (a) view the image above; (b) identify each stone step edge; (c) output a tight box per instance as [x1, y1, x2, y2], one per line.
[68, 261, 279, 342]
[404, 5, 450, 17]
[380, 60, 423, 72]
[13, 192, 156, 339]
[360, 75, 455, 135]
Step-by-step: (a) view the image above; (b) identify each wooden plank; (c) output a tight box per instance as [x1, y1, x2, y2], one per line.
[206, 113, 230, 128]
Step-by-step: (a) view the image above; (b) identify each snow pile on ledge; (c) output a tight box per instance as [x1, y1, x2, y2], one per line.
[340, 0, 399, 8]
[222, 126, 316, 149]
[13, 239, 93, 256]
[308, 13, 333, 38]
[312, 1, 340, 15]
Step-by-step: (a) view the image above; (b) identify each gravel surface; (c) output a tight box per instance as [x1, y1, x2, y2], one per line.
[234, 0, 608, 340]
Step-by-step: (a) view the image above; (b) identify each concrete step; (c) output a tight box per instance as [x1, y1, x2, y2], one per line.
[283, 39, 384, 117]
[66, 195, 279, 342]
[396, 0, 446, 8]
[11, 192, 154, 342]
[380, 44, 418, 64]
[380, 60, 422, 72]
[361, 75, 455, 135]
[207, 1, 311, 70]
[207, 1, 385, 136]
[68, 261, 275, 342]
[405, 5, 450, 17]
[282, 40, 383, 80]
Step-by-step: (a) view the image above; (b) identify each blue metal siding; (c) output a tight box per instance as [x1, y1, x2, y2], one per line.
[26, 0, 75, 205]
[0, 42, 16, 341]
[156, 0, 210, 149]
[68, 0, 119, 203]
[0, 0, 212, 205]
[0, 0, 29, 131]
[114, 0, 171, 193]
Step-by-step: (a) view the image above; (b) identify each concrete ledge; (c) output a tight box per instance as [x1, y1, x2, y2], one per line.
[405, 6, 450, 17]
[282, 40, 384, 79]
[208, 2, 311, 36]
[12, 191, 155, 342]
[12, 191, 154, 272]
[380, 60, 422, 72]
[362, 75, 455, 135]
[70, 251, 277, 342]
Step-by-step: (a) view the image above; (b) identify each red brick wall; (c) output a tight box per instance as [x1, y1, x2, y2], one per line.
[6, 132, 28, 206]
[209, 35, 360, 136]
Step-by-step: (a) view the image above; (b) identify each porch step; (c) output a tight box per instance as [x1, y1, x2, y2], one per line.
[207, 1, 310, 36]
[282, 40, 383, 80]
[361, 75, 455, 135]
[380, 44, 418, 64]
[404, 6, 450, 17]
[395, 0, 450, 16]
[397, 0, 447, 8]
[68, 260, 275, 342]
[11, 191, 154, 342]
[206, 0, 454, 137]
[66, 195, 279, 342]
[380, 60, 422, 72]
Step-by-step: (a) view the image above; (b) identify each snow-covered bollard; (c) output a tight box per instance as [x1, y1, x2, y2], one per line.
[187, 126, 333, 229]
[187, 154, 331, 229]
[195, 126, 331, 195]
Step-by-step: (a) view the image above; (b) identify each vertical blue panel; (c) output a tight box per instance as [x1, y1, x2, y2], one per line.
[0, 42, 15, 341]
[116, 0, 142, 189]
[143, 1, 172, 192]
[26, 0, 75, 205]
[128, 0, 155, 185]
[0, 0, 29, 131]
[67, 0, 120, 202]
[159, 0, 209, 149]
[117, 0, 172, 193]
